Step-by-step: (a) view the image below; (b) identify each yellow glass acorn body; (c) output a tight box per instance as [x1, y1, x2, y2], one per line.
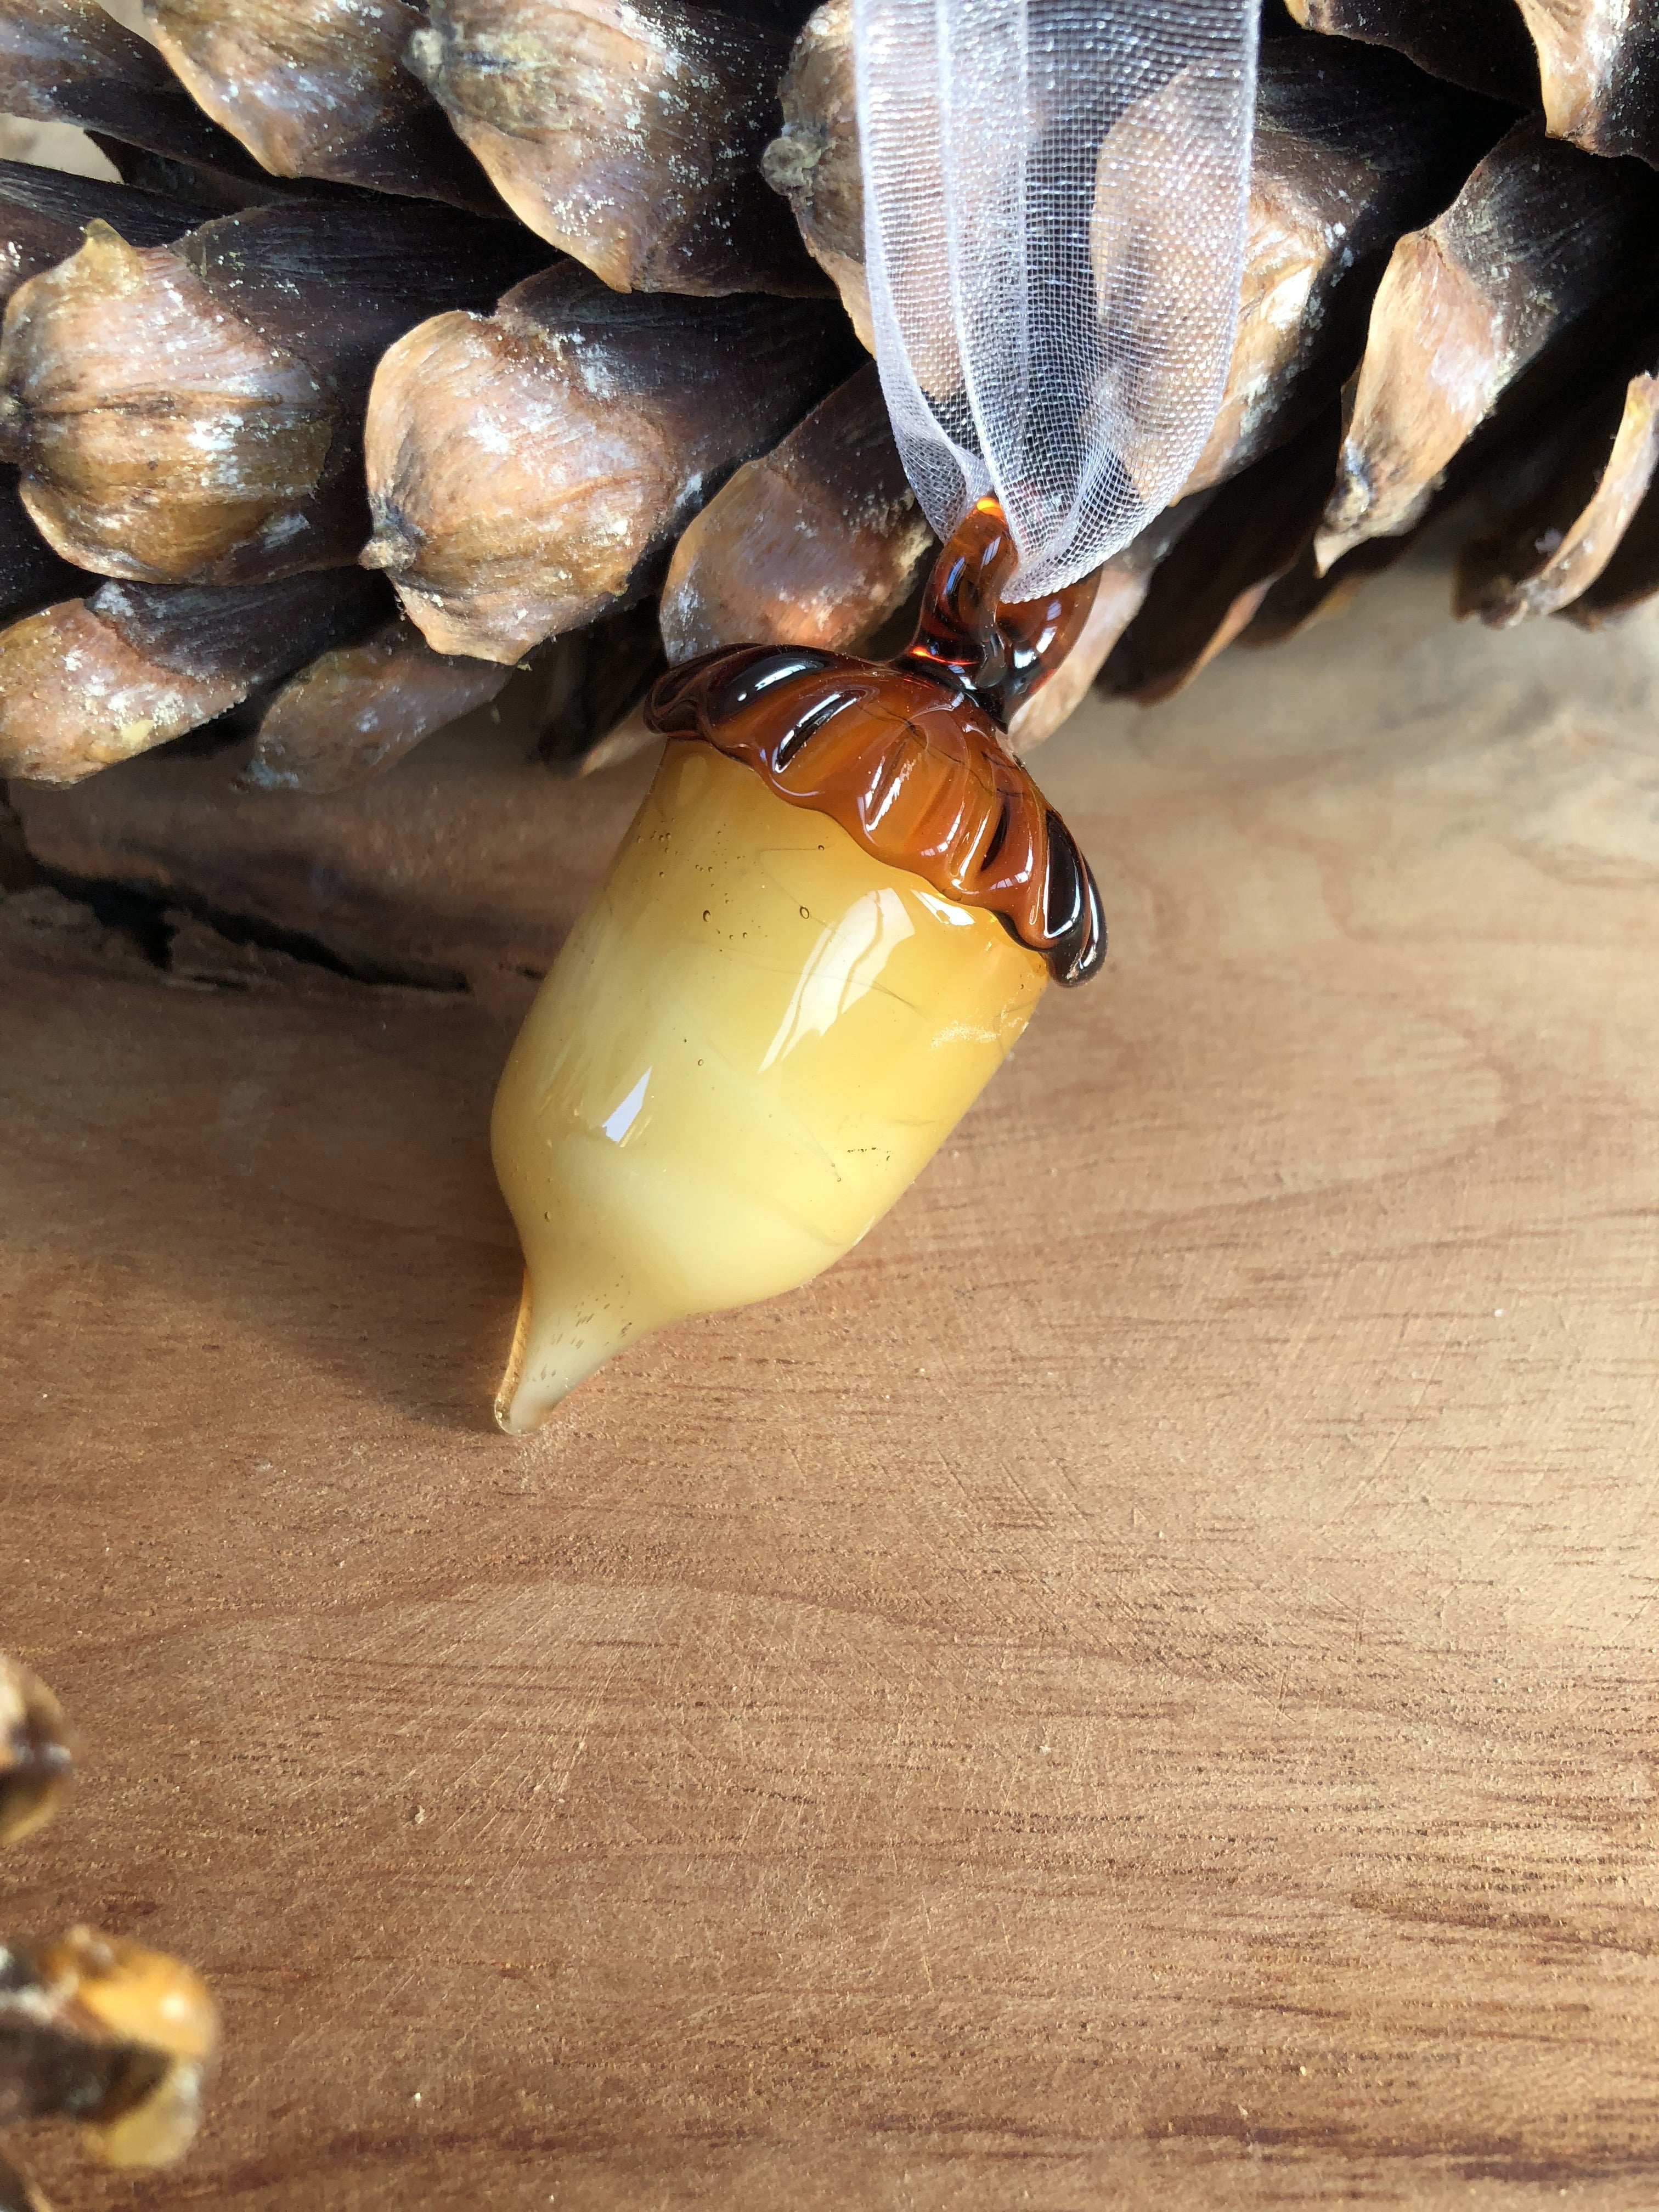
[491, 500, 1105, 1430]
[494, 740, 1048, 1431]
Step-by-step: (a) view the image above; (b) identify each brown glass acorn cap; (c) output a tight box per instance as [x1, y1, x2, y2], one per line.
[647, 643, 1104, 985]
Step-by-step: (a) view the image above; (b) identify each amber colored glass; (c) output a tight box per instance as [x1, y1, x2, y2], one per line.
[901, 495, 1102, 718]
[489, 500, 1106, 1427]
[646, 498, 1105, 988]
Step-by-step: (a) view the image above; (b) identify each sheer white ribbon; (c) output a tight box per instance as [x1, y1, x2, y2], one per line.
[854, 0, 1257, 600]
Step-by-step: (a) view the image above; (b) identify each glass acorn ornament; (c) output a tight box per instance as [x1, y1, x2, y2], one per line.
[490, 499, 1105, 1431]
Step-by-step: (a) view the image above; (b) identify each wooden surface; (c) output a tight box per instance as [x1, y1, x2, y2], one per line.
[3, 550, 1658, 2209]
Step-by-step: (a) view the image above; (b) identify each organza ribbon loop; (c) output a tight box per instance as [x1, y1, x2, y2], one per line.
[854, 0, 1257, 601]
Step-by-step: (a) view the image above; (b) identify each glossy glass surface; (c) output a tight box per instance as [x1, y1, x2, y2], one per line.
[492, 742, 1045, 1431]
[648, 634, 1104, 988]
[491, 500, 1104, 1427]
[902, 495, 1102, 715]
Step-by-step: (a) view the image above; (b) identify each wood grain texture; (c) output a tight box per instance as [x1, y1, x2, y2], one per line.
[3, 549, 1659, 2209]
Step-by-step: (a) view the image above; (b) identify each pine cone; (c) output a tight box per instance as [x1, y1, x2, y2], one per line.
[0, 0, 1652, 813]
